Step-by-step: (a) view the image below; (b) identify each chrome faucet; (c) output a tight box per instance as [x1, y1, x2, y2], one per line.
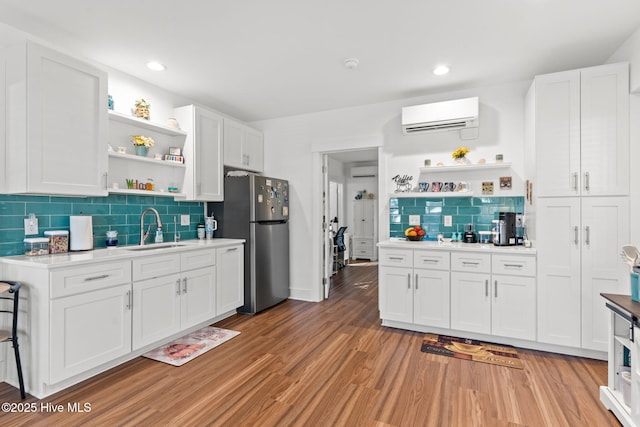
[140, 208, 163, 245]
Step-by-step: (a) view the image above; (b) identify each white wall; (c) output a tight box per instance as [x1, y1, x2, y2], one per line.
[254, 80, 530, 302]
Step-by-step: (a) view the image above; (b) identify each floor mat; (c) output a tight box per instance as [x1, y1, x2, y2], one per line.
[143, 326, 240, 366]
[421, 333, 523, 369]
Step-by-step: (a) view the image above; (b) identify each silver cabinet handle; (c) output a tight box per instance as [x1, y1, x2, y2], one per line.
[389, 256, 405, 261]
[462, 261, 480, 265]
[407, 273, 411, 289]
[182, 277, 188, 293]
[485, 279, 489, 297]
[226, 247, 238, 252]
[415, 274, 419, 290]
[176, 279, 181, 295]
[584, 171, 590, 192]
[494, 280, 498, 298]
[584, 226, 590, 246]
[421, 259, 439, 263]
[85, 274, 109, 282]
[574, 226, 579, 245]
[503, 264, 524, 268]
[125, 290, 131, 310]
[572, 172, 578, 192]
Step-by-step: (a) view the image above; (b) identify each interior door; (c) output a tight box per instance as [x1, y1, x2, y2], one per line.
[322, 154, 332, 298]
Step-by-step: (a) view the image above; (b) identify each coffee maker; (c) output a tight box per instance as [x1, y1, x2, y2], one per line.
[493, 212, 517, 246]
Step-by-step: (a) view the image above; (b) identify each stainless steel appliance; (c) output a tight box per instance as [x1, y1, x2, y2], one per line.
[493, 212, 516, 246]
[208, 175, 290, 314]
[463, 224, 477, 243]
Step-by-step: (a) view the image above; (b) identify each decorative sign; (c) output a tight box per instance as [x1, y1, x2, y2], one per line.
[499, 176, 512, 190]
[482, 181, 494, 195]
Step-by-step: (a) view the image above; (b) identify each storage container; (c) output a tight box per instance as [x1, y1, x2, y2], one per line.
[631, 272, 639, 302]
[24, 237, 49, 256]
[44, 230, 69, 253]
[620, 368, 632, 406]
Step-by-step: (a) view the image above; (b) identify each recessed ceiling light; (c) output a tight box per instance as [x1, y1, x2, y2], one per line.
[146, 61, 166, 71]
[433, 65, 450, 76]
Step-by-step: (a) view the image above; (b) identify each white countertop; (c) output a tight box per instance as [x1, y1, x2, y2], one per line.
[378, 238, 536, 254]
[0, 238, 245, 269]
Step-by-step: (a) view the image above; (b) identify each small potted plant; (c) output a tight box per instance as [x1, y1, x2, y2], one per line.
[452, 146, 470, 164]
[131, 135, 154, 156]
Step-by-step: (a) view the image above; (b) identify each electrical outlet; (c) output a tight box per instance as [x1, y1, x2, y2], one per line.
[409, 215, 420, 226]
[444, 215, 453, 227]
[24, 216, 39, 235]
[180, 215, 190, 226]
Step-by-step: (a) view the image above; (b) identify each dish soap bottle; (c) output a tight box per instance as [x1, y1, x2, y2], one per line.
[155, 227, 164, 243]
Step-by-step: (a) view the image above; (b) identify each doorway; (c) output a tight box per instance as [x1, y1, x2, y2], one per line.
[321, 148, 379, 299]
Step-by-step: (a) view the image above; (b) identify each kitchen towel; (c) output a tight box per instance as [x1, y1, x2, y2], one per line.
[421, 333, 524, 369]
[69, 215, 93, 251]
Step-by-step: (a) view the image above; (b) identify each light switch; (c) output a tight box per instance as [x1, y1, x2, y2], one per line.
[180, 215, 190, 226]
[409, 215, 420, 226]
[444, 215, 452, 227]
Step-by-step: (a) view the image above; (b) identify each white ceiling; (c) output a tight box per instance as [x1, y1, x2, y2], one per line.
[1, 1, 640, 122]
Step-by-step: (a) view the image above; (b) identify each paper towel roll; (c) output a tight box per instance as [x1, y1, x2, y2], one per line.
[69, 216, 93, 251]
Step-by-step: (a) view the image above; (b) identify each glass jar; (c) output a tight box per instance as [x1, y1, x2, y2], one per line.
[44, 230, 69, 253]
[24, 237, 49, 256]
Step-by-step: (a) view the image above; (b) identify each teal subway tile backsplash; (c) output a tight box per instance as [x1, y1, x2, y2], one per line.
[0, 193, 205, 257]
[390, 196, 524, 240]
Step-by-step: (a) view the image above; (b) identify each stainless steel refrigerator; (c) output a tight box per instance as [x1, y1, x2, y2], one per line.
[208, 175, 290, 314]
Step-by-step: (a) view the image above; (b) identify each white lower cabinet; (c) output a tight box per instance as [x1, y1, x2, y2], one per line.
[50, 283, 132, 383]
[379, 244, 537, 344]
[216, 245, 244, 314]
[180, 266, 216, 329]
[379, 248, 450, 328]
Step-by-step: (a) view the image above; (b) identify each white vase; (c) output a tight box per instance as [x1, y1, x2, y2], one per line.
[454, 157, 469, 165]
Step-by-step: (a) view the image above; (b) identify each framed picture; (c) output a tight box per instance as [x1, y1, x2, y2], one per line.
[482, 181, 494, 195]
[500, 176, 512, 190]
[169, 147, 182, 156]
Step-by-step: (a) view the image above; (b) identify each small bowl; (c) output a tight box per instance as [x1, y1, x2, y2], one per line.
[406, 235, 423, 241]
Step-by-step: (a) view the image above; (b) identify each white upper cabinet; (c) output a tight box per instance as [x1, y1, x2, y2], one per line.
[223, 117, 264, 172]
[4, 42, 108, 196]
[173, 105, 224, 201]
[531, 62, 629, 197]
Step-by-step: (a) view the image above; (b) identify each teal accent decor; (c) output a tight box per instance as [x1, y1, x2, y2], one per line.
[389, 196, 525, 240]
[0, 194, 204, 256]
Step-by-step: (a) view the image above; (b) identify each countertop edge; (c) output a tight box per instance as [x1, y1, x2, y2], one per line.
[0, 238, 246, 269]
[377, 239, 537, 254]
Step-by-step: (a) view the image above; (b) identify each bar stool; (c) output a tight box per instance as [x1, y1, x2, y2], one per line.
[0, 281, 25, 399]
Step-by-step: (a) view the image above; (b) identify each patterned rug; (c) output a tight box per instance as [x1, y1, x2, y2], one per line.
[421, 333, 524, 369]
[143, 326, 240, 366]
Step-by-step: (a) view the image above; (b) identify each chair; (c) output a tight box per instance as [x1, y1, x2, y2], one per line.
[333, 227, 347, 270]
[0, 281, 25, 399]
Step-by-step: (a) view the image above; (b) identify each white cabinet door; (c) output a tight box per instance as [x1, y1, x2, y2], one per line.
[581, 197, 630, 351]
[50, 284, 131, 383]
[536, 197, 581, 347]
[491, 275, 536, 340]
[450, 272, 491, 334]
[223, 118, 264, 172]
[180, 266, 217, 329]
[216, 245, 244, 314]
[379, 266, 413, 323]
[173, 105, 224, 201]
[580, 63, 629, 196]
[632, 326, 640, 424]
[6, 42, 107, 196]
[132, 273, 181, 351]
[244, 127, 264, 172]
[533, 70, 581, 197]
[414, 269, 450, 328]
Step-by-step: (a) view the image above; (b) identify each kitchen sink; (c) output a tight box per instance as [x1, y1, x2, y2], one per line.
[125, 243, 188, 251]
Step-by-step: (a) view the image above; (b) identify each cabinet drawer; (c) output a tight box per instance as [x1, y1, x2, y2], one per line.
[451, 252, 491, 273]
[51, 260, 132, 298]
[414, 250, 450, 271]
[133, 253, 180, 281]
[492, 254, 536, 277]
[353, 238, 373, 249]
[181, 249, 216, 271]
[379, 248, 413, 268]
[354, 248, 374, 257]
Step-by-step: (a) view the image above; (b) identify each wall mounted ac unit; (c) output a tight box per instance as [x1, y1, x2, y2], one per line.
[402, 97, 479, 134]
[351, 166, 377, 178]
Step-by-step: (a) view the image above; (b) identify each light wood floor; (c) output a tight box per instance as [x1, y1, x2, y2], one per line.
[0, 262, 620, 426]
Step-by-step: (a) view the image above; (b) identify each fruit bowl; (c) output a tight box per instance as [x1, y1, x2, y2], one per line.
[406, 235, 423, 241]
